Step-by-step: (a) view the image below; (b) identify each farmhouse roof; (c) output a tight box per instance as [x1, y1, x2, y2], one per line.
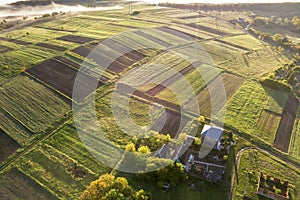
[201, 125, 223, 141]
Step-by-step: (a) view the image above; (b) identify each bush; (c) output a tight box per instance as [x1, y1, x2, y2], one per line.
[131, 11, 140, 16]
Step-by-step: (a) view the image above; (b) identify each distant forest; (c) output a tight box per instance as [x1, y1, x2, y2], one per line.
[159, 3, 300, 17]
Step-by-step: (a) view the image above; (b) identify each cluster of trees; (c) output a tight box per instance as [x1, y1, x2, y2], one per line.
[261, 61, 299, 96]
[127, 130, 171, 152]
[250, 16, 300, 31]
[159, 3, 300, 17]
[137, 161, 188, 188]
[80, 174, 150, 200]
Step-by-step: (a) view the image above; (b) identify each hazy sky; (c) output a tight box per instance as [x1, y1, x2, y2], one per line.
[0, 0, 299, 6]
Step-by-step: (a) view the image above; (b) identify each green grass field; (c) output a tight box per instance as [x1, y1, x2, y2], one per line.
[0, 75, 70, 133]
[234, 150, 300, 200]
[221, 35, 265, 50]
[217, 81, 279, 144]
[201, 40, 288, 79]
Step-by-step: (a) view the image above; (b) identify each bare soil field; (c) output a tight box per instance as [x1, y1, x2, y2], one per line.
[27, 59, 104, 102]
[185, 72, 245, 117]
[0, 36, 32, 45]
[273, 96, 299, 152]
[57, 35, 94, 44]
[0, 129, 20, 162]
[73, 43, 145, 74]
[151, 109, 189, 137]
[36, 43, 67, 52]
[55, 57, 109, 82]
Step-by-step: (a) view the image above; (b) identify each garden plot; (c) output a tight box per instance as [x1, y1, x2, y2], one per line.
[157, 64, 221, 105]
[0, 168, 56, 200]
[273, 96, 299, 152]
[194, 20, 244, 35]
[157, 26, 204, 40]
[185, 72, 245, 117]
[27, 59, 104, 102]
[17, 144, 100, 200]
[72, 43, 145, 74]
[0, 46, 61, 76]
[0, 129, 20, 162]
[0, 110, 32, 146]
[201, 40, 288, 79]
[0, 36, 32, 45]
[216, 82, 272, 138]
[35, 43, 67, 52]
[0, 44, 12, 53]
[2, 27, 68, 44]
[253, 110, 282, 145]
[57, 35, 95, 44]
[0, 76, 70, 133]
[151, 109, 189, 137]
[186, 23, 228, 36]
[221, 35, 265, 51]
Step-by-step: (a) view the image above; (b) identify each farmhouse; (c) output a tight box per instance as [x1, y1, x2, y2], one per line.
[200, 125, 224, 151]
[156, 125, 228, 183]
[257, 172, 290, 200]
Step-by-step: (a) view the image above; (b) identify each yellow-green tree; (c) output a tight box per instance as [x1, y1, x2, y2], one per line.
[137, 145, 150, 154]
[125, 143, 136, 153]
[80, 174, 149, 200]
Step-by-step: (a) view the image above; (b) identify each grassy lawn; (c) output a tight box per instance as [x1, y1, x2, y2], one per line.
[0, 75, 70, 133]
[234, 150, 300, 200]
